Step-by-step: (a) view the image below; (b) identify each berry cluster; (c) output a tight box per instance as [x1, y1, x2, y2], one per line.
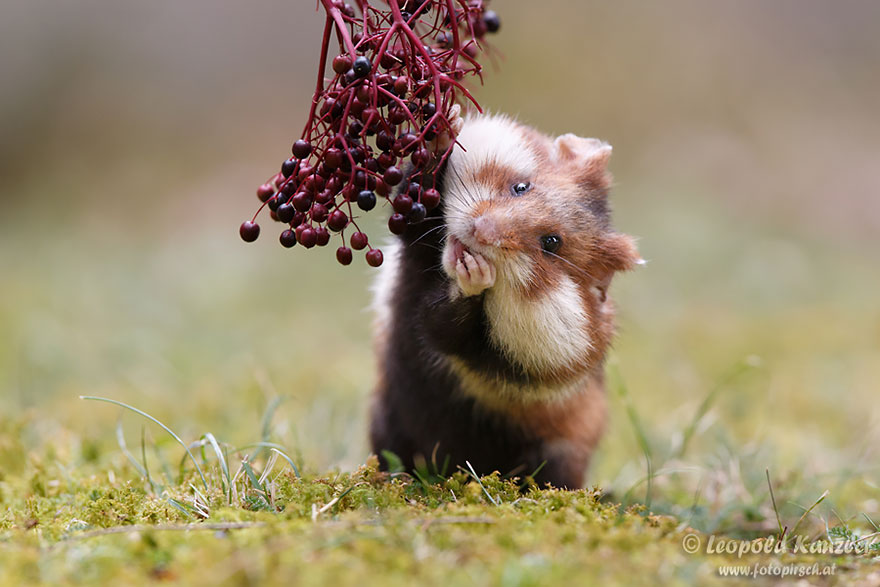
[240, 0, 500, 267]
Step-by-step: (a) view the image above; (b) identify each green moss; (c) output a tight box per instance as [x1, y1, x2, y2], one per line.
[0, 443, 875, 586]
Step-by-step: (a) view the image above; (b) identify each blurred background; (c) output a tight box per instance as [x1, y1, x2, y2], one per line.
[2, 0, 878, 528]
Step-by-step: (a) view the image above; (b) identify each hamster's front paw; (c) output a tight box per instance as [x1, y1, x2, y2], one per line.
[454, 250, 496, 297]
[432, 104, 463, 151]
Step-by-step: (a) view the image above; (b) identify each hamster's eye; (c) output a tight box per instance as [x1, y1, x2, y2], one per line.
[511, 182, 531, 196]
[540, 234, 562, 254]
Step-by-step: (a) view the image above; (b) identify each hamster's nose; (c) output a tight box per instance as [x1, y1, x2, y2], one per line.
[473, 215, 500, 246]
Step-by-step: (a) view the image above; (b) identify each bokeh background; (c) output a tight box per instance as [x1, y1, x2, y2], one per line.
[2, 0, 878, 529]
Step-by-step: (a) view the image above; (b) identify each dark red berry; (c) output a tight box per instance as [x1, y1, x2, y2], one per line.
[353, 56, 372, 78]
[292, 192, 312, 212]
[421, 188, 441, 209]
[316, 189, 335, 204]
[360, 107, 380, 127]
[375, 180, 390, 196]
[327, 209, 349, 231]
[376, 130, 395, 152]
[280, 229, 297, 248]
[291, 211, 306, 227]
[388, 213, 407, 234]
[472, 17, 488, 38]
[379, 51, 397, 70]
[303, 174, 325, 193]
[315, 227, 330, 246]
[326, 175, 343, 194]
[350, 98, 366, 118]
[281, 181, 297, 196]
[350, 231, 369, 250]
[392, 193, 413, 214]
[292, 140, 312, 159]
[347, 120, 364, 138]
[411, 147, 431, 167]
[383, 166, 403, 186]
[366, 248, 384, 267]
[281, 159, 297, 178]
[388, 107, 408, 125]
[396, 132, 419, 154]
[321, 97, 338, 118]
[407, 202, 426, 223]
[377, 152, 396, 170]
[393, 76, 409, 95]
[332, 54, 353, 74]
[350, 145, 366, 163]
[299, 227, 317, 248]
[276, 203, 295, 223]
[257, 184, 274, 202]
[357, 190, 376, 211]
[310, 203, 329, 223]
[356, 85, 371, 103]
[484, 10, 501, 33]
[336, 246, 353, 265]
[240, 221, 260, 242]
[324, 148, 343, 169]
[407, 182, 421, 199]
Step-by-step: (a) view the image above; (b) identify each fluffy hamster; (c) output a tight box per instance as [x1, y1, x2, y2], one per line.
[369, 114, 641, 488]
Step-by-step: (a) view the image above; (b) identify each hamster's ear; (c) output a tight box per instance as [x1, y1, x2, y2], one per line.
[553, 134, 612, 188]
[600, 233, 643, 272]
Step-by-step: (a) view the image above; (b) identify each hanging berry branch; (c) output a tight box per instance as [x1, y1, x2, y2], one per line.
[240, 0, 500, 267]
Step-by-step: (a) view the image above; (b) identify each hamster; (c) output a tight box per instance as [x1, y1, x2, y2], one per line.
[369, 114, 641, 489]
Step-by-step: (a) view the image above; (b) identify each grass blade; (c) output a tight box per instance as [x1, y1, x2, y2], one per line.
[463, 461, 497, 506]
[611, 368, 653, 509]
[766, 469, 786, 539]
[269, 448, 301, 478]
[789, 490, 830, 538]
[202, 433, 232, 501]
[115, 418, 149, 479]
[81, 396, 208, 491]
[248, 396, 285, 462]
[676, 357, 758, 459]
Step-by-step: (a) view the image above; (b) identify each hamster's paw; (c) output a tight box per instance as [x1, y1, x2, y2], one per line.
[433, 104, 463, 151]
[455, 250, 496, 297]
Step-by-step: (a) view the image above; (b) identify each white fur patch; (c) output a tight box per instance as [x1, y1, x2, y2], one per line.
[484, 274, 592, 375]
[370, 239, 402, 337]
[449, 115, 538, 187]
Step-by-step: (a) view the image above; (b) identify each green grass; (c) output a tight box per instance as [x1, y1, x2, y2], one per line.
[1, 188, 879, 585]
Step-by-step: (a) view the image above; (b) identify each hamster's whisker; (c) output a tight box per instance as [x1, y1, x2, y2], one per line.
[410, 224, 447, 247]
[447, 164, 479, 207]
[544, 251, 599, 283]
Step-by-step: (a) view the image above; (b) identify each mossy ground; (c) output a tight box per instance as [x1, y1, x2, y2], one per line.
[2, 450, 875, 587]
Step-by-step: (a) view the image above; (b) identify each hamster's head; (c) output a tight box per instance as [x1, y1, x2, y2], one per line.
[441, 114, 642, 384]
